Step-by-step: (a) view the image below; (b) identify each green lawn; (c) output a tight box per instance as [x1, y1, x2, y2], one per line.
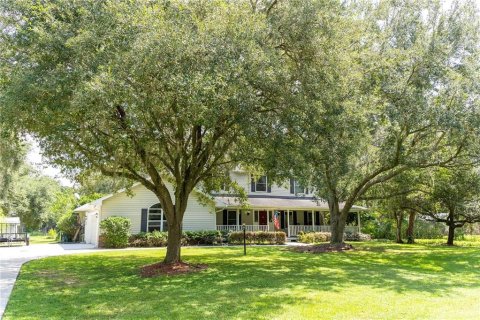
[4, 243, 480, 320]
[28, 235, 58, 245]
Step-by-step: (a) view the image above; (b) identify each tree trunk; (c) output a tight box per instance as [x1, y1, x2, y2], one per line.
[446, 210, 455, 246]
[406, 211, 415, 244]
[446, 224, 455, 246]
[329, 201, 347, 244]
[164, 218, 182, 264]
[394, 211, 404, 244]
[159, 194, 188, 264]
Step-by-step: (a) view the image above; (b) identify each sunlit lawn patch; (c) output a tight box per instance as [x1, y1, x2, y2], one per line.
[4, 242, 480, 319]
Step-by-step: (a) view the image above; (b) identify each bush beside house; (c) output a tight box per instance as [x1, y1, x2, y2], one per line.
[228, 231, 286, 245]
[298, 232, 332, 243]
[298, 231, 372, 243]
[99, 216, 131, 248]
[126, 230, 286, 247]
[129, 230, 223, 247]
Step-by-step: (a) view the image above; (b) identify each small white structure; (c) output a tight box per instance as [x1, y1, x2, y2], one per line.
[0, 217, 21, 233]
[0, 217, 28, 245]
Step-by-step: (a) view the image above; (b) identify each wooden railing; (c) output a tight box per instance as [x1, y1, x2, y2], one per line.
[288, 225, 359, 237]
[216, 225, 269, 232]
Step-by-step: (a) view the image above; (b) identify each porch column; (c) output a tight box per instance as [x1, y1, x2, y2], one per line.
[236, 209, 240, 230]
[312, 210, 315, 228]
[266, 210, 269, 231]
[287, 210, 290, 237]
[357, 212, 361, 233]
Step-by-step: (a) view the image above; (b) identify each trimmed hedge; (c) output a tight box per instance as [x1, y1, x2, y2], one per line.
[128, 230, 223, 247]
[183, 230, 223, 245]
[298, 231, 331, 243]
[298, 231, 372, 243]
[228, 231, 286, 245]
[128, 230, 286, 246]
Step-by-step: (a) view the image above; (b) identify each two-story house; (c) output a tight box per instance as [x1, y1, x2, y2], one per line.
[75, 169, 364, 246]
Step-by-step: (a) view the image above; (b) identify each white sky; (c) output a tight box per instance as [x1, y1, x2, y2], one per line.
[26, 137, 74, 187]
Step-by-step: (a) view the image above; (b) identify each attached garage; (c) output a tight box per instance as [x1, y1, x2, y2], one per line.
[75, 183, 216, 247]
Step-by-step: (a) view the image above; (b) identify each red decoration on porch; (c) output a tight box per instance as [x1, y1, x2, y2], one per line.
[273, 211, 280, 230]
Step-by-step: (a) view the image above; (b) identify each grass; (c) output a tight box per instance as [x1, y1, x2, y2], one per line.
[4, 242, 480, 320]
[416, 235, 480, 247]
[28, 235, 58, 245]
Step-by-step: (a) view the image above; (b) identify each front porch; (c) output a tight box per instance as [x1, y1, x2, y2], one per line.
[215, 209, 361, 237]
[217, 224, 360, 236]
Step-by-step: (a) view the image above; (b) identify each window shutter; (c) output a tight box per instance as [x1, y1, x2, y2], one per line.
[290, 179, 295, 194]
[223, 210, 228, 225]
[280, 211, 285, 228]
[251, 176, 255, 192]
[303, 211, 308, 225]
[239, 212, 242, 225]
[315, 212, 320, 225]
[141, 208, 148, 232]
[293, 211, 298, 225]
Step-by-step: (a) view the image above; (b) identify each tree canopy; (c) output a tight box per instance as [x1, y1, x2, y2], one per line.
[255, 0, 480, 244]
[0, 0, 284, 263]
[406, 167, 480, 245]
[1, 0, 480, 251]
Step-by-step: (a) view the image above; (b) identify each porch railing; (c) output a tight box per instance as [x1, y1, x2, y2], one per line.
[216, 225, 269, 232]
[288, 225, 359, 237]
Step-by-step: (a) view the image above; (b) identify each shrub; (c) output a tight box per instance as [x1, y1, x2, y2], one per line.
[47, 228, 57, 240]
[57, 212, 79, 241]
[99, 216, 131, 248]
[228, 231, 286, 245]
[148, 231, 168, 247]
[183, 230, 223, 245]
[344, 232, 372, 241]
[128, 230, 223, 247]
[128, 233, 148, 247]
[298, 231, 331, 243]
[298, 231, 371, 243]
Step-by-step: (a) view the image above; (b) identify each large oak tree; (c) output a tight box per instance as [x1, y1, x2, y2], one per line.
[0, 0, 284, 263]
[258, 0, 480, 244]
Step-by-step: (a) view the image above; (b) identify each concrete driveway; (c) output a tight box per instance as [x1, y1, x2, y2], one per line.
[0, 243, 98, 319]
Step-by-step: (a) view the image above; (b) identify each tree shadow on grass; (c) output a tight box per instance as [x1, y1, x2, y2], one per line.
[5, 244, 480, 319]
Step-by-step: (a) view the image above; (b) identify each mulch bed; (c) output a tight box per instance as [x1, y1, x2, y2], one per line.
[290, 243, 354, 254]
[140, 262, 208, 277]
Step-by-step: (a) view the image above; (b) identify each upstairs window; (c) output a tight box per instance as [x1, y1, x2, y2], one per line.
[290, 179, 306, 194]
[251, 175, 271, 192]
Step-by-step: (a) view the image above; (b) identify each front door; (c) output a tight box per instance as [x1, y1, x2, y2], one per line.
[259, 211, 268, 225]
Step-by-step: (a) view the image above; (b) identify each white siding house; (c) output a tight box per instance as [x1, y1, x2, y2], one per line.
[76, 169, 366, 246]
[75, 183, 216, 246]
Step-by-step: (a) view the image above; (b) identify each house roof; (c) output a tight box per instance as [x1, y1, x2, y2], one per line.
[74, 183, 368, 213]
[0, 217, 21, 224]
[214, 195, 367, 212]
[73, 182, 208, 212]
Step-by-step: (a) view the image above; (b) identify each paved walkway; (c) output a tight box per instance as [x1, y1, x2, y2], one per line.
[0, 244, 98, 319]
